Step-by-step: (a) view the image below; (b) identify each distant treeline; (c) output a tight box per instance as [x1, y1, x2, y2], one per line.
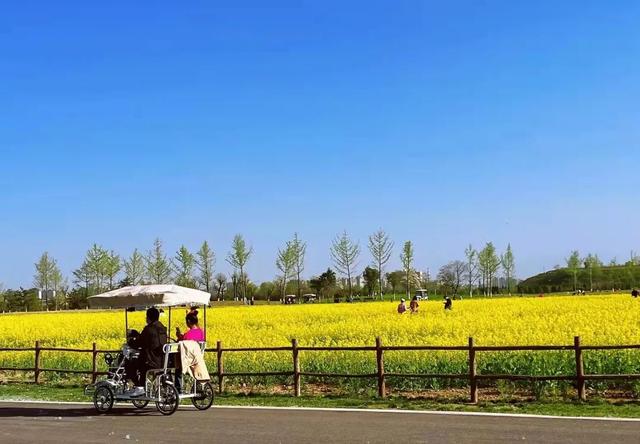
[518, 265, 640, 294]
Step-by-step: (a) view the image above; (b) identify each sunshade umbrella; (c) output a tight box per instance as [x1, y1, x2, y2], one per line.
[88, 284, 211, 309]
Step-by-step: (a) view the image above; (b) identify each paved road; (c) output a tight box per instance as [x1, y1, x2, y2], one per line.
[0, 402, 639, 443]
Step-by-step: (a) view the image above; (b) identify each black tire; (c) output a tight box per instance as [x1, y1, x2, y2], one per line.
[191, 381, 214, 410]
[93, 385, 114, 414]
[155, 382, 179, 416]
[131, 399, 149, 409]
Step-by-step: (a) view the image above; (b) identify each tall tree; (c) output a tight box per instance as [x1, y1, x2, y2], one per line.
[399, 241, 415, 298]
[291, 233, 307, 299]
[34, 252, 61, 309]
[368, 229, 394, 300]
[124, 249, 145, 285]
[146, 238, 172, 284]
[276, 240, 296, 299]
[72, 260, 92, 299]
[315, 268, 337, 301]
[478, 242, 500, 296]
[566, 250, 581, 292]
[465, 244, 479, 297]
[86, 244, 109, 292]
[105, 250, 121, 290]
[214, 273, 227, 300]
[362, 266, 380, 297]
[385, 271, 404, 299]
[196, 241, 215, 293]
[584, 253, 602, 292]
[226, 234, 253, 301]
[330, 231, 360, 298]
[501, 244, 515, 295]
[173, 245, 196, 288]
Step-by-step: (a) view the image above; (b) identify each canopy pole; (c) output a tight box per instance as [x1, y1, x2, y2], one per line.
[203, 305, 207, 342]
[124, 308, 128, 338]
[168, 307, 172, 343]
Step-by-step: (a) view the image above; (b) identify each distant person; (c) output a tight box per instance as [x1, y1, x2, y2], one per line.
[632, 289, 639, 298]
[443, 297, 452, 310]
[397, 299, 407, 314]
[409, 296, 419, 313]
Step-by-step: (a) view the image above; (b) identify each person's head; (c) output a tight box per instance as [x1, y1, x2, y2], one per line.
[632, 289, 639, 298]
[400, 298, 405, 304]
[185, 309, 199, 328]
[411, 296, 417, 301]
[146, 307, 160, 324]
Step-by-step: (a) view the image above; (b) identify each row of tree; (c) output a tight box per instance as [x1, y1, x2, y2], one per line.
[13, 231, 519, 312]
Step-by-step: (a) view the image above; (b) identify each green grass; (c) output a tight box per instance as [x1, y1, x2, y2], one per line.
[2, 383, 640, 418]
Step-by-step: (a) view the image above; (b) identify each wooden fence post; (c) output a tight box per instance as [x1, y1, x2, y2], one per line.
[91, 342, 98, 383]
[34, 340, 41, 384]
[217, 341, 224, 394]
[468, 337, 478, 403]
[292, 338, 301, 397]
[574, 336, 586, 401]
[376, 337, 386, 398]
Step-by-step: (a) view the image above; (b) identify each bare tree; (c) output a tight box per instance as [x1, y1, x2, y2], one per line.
[291, 233, 306, 299]
[437, 260, 466, 295]
[400, 241, 415, 298]
[214, 273, 227, 300]
[501, 243, 515, 295]
[464, 244, 479, 297]
[330, 231, 360, 298]
[368, 229, 394, 300]
[226, 234, 253, 302]
[276, 240, 296, 299]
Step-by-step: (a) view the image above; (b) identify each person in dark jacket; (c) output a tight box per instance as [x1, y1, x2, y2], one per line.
[131, 307, 167, 395]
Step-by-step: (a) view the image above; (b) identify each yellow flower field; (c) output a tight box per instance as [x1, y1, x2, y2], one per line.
[1, 295, 639, 389]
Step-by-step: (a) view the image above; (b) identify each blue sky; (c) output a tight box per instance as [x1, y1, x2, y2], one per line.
[1, 1, 639, 288]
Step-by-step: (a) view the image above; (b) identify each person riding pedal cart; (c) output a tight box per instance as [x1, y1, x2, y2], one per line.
[128, 307, 167, 396]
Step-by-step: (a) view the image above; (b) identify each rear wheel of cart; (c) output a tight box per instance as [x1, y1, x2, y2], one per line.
[191, 381, 214, 410]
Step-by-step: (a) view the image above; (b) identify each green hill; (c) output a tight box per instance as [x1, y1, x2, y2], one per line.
[518, 265, 640, 293]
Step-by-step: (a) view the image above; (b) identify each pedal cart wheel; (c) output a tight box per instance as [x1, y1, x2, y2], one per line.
[131, 399, 149, 409]
[156, 381, 180, 415]
[93, 386, 114, 413]
[191, 381, 214, 410]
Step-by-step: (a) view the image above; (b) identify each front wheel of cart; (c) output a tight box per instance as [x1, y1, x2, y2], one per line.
[131, 399, 149, 409]
[191, 381, 214, 410]
[93, 385, 114, 414]
[156, 382, 179, 416]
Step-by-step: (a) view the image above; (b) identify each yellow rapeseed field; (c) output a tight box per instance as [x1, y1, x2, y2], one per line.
[1, 295, 639, 388]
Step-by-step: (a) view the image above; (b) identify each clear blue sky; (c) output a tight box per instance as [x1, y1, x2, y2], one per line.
[2, 1, 639, 288]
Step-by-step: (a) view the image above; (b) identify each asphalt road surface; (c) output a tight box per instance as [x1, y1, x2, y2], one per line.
[0, 402, 639, 443]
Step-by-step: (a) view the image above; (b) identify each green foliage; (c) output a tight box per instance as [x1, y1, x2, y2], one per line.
[196, 241, 215, 293]
[145, 238, 172, 284]
[123, 249, 145, 285]
[173, 245, 196, 288]
[362, 266, 380, 296]
[519, 265, 640, 293]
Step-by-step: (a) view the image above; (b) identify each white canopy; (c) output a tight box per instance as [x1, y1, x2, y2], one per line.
[88, 284, 211, 309]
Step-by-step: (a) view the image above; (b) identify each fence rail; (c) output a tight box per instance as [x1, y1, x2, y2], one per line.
[1, 336, 639, 402]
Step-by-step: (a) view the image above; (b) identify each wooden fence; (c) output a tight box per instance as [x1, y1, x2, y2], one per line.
[1, 336, 640, 403]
